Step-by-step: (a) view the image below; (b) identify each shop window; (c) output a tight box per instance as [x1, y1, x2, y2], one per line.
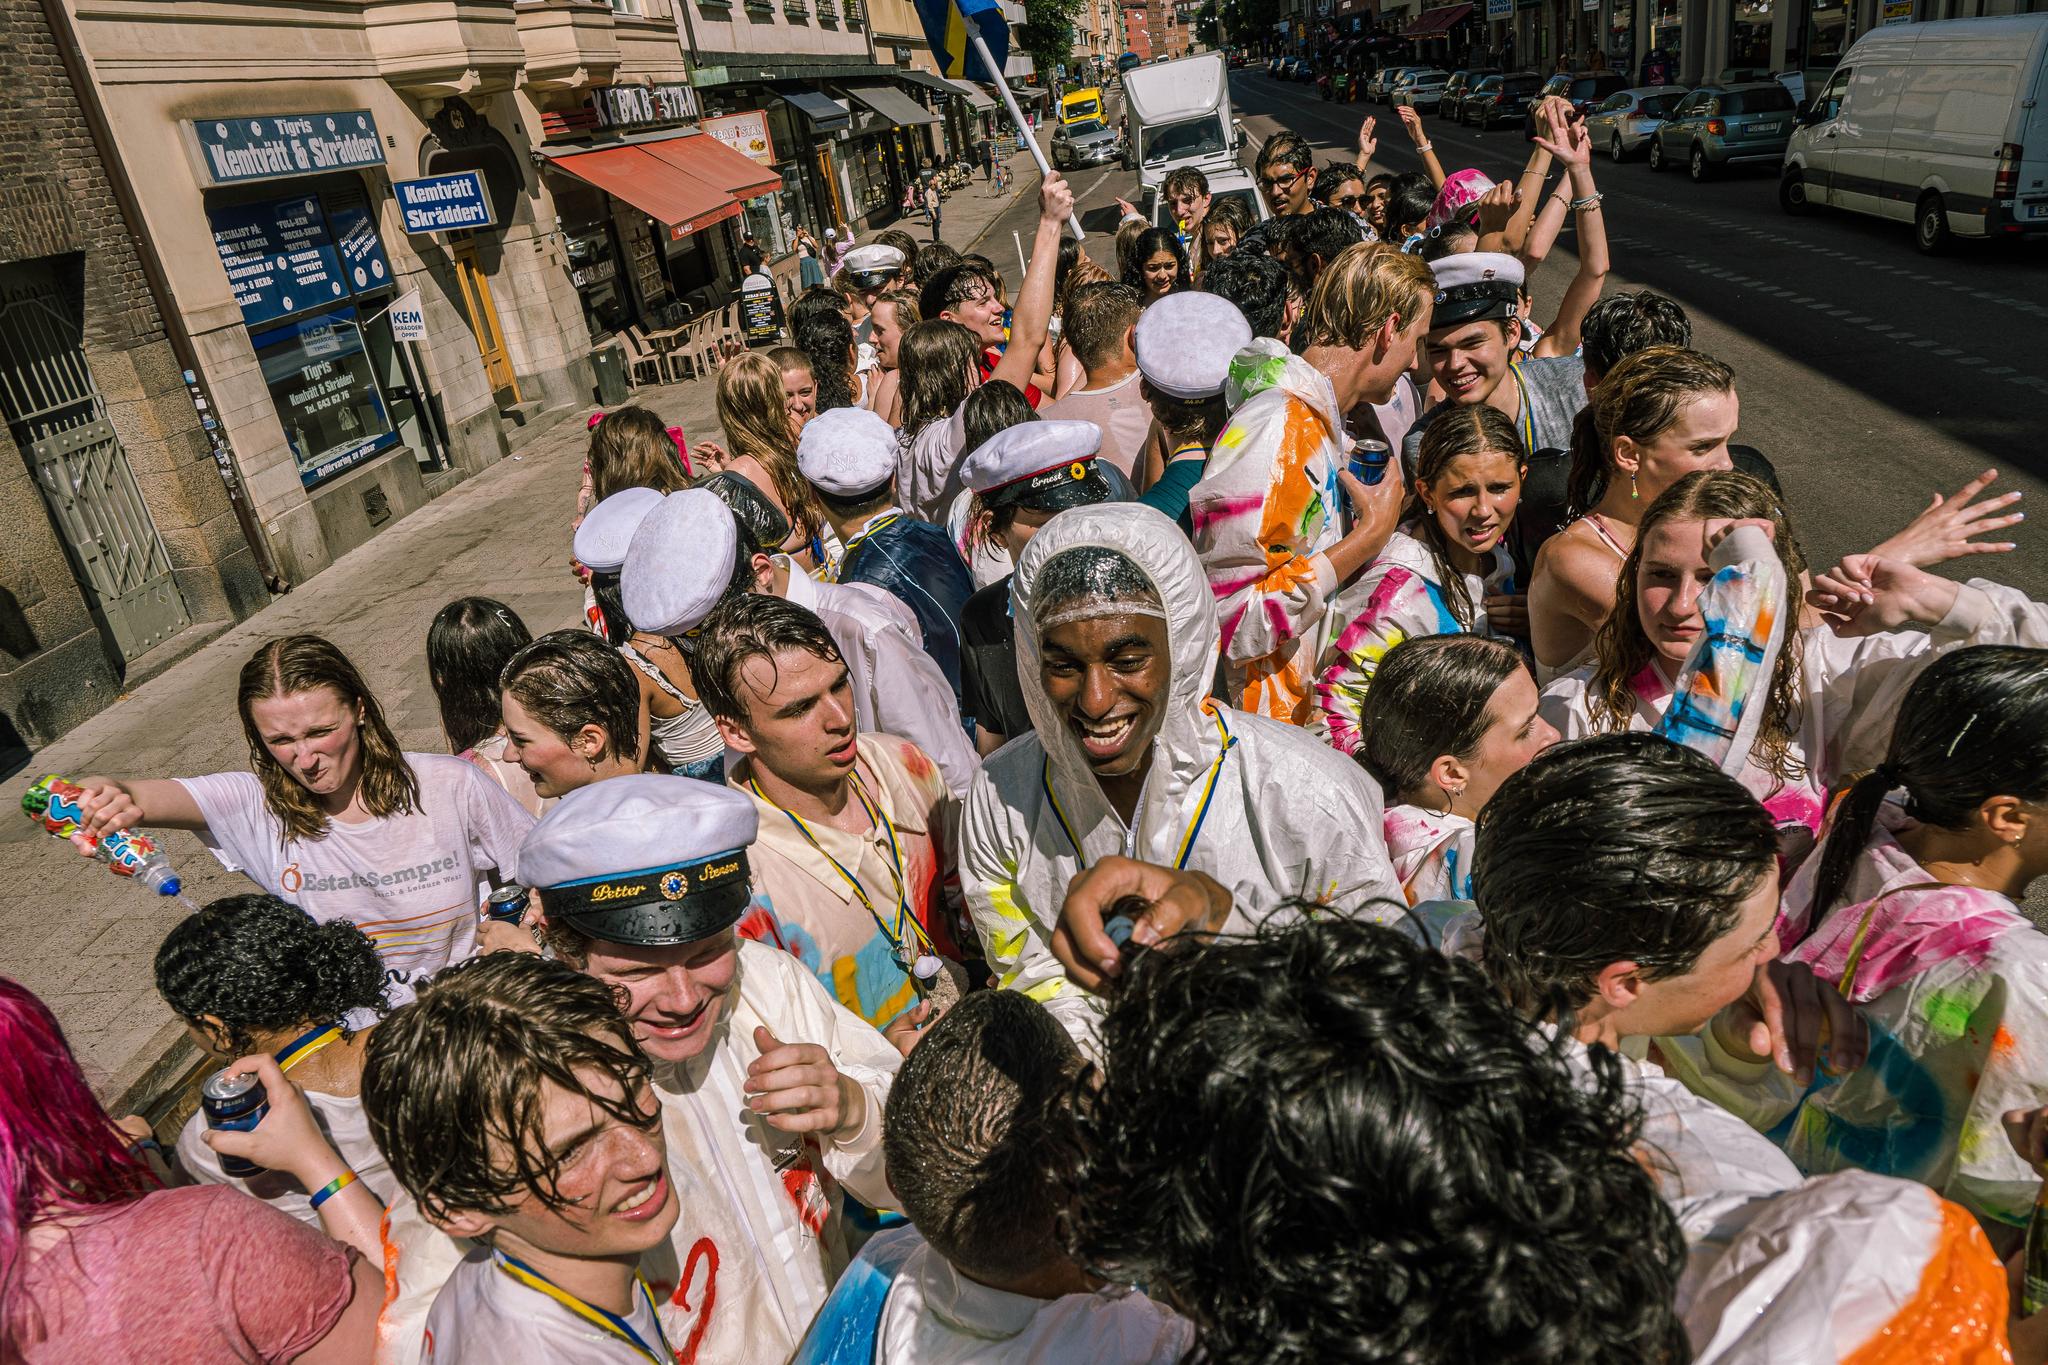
[250, 306, 400, 486]
[1727, 0, 1775, 73]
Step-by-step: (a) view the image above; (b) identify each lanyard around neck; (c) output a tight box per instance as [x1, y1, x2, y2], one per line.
[493, 1252, 673, 1365]
[1508, 357, 1535, 455]
[275, 1023, 342, 1073]
[751, 770, 934, 964]
[1043, 703, 1236, 871]
[842, 511, 902, 560]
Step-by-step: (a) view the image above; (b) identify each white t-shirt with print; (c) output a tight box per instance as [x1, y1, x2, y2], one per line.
[176, 754, 534, 1005]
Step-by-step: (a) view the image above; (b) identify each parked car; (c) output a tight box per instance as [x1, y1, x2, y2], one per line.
[1583, 85, 1690, 161]
[1527, 70, 1631, 137]
[1052, 117, 1122, 170]
[1394, 69, 1454, 111]
[1648, 81, 1798, 180]
[1781, 14, 2048, 252]
[1266, 56, 1285, 75]
[1460, 72, 1543, 128]
[1439, 69, 1499, 120]
[1372, 66, 1426, 103]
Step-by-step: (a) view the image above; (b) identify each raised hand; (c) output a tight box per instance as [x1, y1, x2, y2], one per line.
[1806, 555, 1963, 637]
[1357, 115, 1379, 164]
[1869, 469, 2023, 567]
[1474, 180, 1520, 234]
[1395, 103, 1428, 144]
[1533, 110, 1593, 168]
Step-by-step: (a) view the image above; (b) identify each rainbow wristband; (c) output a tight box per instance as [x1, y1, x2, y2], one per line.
[308, 1170, 357, 1211]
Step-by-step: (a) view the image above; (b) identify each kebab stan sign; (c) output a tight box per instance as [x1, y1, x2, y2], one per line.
[701, 112, 777, 168]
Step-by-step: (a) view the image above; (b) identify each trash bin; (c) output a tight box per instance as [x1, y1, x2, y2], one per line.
[592, 342, 629, 407]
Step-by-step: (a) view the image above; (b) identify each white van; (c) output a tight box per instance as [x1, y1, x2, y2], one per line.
[1779, 13, 2048, 253]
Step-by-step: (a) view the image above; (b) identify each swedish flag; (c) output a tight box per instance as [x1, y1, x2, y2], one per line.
[914, 0, 1009, 84]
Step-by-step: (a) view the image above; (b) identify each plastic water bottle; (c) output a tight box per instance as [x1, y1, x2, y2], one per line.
[22, 774, 184, 897]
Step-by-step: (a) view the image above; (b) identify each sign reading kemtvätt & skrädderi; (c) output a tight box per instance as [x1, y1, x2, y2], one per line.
[192, 112, 385, 186]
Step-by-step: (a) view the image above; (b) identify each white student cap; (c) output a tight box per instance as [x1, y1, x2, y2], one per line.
[842, 244, 906, 288]
[1133, 291, 1254, 400]
[572, 486, 664, 574]
[958, 420, 1112, 511]
[797, 405, 899, 499]
[520, 774, 759, 947]
[621, 488, 741, 636]
[1428, 252, 1525, 327]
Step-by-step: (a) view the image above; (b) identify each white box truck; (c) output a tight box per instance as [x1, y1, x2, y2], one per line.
[1122, 51, 1244, 196]
[1780, 13, 2048, 252]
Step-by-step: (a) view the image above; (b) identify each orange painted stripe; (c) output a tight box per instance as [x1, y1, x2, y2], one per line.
[1843, 1197, 2012, 1365]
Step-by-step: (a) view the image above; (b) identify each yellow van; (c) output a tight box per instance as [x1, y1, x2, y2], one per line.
[1060, 87, 1103, 126]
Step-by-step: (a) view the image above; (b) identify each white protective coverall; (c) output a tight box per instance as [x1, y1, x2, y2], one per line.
[960, 503, 1405, 1044]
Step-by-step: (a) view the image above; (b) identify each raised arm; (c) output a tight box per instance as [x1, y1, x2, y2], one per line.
[1532, 116, 1608, 358]
[990, 171, 1076, 395]
[1394, 105, 1446, 188]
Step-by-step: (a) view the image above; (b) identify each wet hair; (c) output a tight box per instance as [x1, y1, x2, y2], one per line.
[1053, 236, 1085, 316]
[870, 289, 921, 356]
[1312, 161, 1368, 207]
[962, 379, 1038, 457]
[588, 405, 688, 502]
[1121, 227, 1190, 299]
[1356, 635, 1528, 806]
[1064, 914, 1689, 1364]
[428, 597, 534, 754]
[1114, 216, 1149, 281]
[1475, 733, 1777, 1022]
[1, 978, 160, 1349]
[362, 953, 657, 1223]
[1253, 130, 1314, 178]
[1061, 281, 1141, 372]
[1290, 207, 1369, 278]
[1565, 345, 1735, 515]
[791, 292, 858, 415]
[912, 240, 962, 291]
[1410, 405, 1526, 627]
[155, 895, 386, 1056]
[920, 261, 1002, 327]
[1203, 249, 1292, 340]
[1581, 292, 1692, 382]
[885, 990, 1081, 1284]
[1032, 545, 1161, 631]
[875, 228, 921, 276]
[717, 352, 819, 542]
[1418, 224, 1479, 261]
[590, 571, 630, 647]
[1161, 165, 1210, 203]
[239, 635, 418, 843]
[689, 593, 845, 729]
[1297, 242, 1432, 352]
[897, 318, 983, 443]
[1804, 647, 2048, 937]
[1195, 195, 1254, 275]
[1388, 172, 1438, 240]
[1591, 470, 1806, 784]
[500, 630, 642, 764]
[697, 468, 793, 555]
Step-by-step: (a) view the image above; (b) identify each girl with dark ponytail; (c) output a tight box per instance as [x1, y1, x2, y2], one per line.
[1657, 645, 2048, 1228]
[153, 894, 400, 1221]
[1313, 405, 1526, 757]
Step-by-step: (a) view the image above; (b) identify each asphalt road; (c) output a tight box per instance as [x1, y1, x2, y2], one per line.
[980, 72, 2048, 597]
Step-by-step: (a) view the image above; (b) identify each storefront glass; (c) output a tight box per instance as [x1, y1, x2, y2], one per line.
[1728, 0, 1775, 73]
[551, 180, 628, 338]
[1649, 0, 1683, 74]
[1806, 0, 1850, 70]
[848, 135, 898, 218]
[250, 306, 399, 486]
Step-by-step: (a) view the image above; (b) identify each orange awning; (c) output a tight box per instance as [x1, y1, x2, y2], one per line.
[545, 144, 744, 238]
[642, 133, 784, 202]
[1403, 2, 1473, 34]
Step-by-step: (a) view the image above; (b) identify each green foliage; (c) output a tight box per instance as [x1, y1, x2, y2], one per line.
[1017, 0, 1083, 77]
[1194, 0, 1221, 46]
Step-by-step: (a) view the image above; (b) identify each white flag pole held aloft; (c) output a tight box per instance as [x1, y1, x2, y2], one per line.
[965, 26, 1085, 242]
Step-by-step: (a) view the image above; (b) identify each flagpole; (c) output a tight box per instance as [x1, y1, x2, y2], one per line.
[966, 27, 1085, 241]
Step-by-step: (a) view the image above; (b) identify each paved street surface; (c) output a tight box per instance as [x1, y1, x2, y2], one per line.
[989, 72, 2048, 598]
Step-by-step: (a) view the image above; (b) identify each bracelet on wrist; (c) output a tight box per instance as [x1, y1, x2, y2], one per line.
[129, 1135, 162, 1157]
[1570, 192, 1605, 210]
[309, 1169, 358, 1211]
[1415, 142, 1433, 153]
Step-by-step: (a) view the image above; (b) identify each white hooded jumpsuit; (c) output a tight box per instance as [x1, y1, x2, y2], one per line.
[959, 503, 1405, 1044]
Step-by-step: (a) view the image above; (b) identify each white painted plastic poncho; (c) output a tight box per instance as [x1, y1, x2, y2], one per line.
[959, 502, 1405, 1044]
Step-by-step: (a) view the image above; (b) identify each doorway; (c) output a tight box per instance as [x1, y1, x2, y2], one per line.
[450, 238, 521, 407]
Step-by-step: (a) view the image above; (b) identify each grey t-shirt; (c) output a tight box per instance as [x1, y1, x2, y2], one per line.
[1402, 355, 1587, 471]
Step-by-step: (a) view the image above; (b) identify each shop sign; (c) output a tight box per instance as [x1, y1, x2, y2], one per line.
[571, 258, 619, 288]
[1881, 0, 1913, 21]
[393, 171, 497, 233]
[701, 111, 778, 167]
[739, 282, 784, 346]
[1584, 0, 1598, 12]
[322, 185, 393, 292]
[1487, 0, 1512, 17]
[208, 194, 349, 328]
[589, 83, 700, 132]
[388, 289, 427, 342]
[193, 111, 384, 186]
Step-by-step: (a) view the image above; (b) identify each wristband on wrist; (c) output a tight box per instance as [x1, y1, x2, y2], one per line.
[1415, 142, 1433, 153]
[1570, 192, 1605, 210]
[129, 1135, 162, 1157]
[309, 1170, 357, 1210]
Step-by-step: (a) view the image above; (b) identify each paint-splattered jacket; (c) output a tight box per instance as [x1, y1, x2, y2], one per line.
[1313, 528, 1514, 755]
[1661, 803, 2048, 1230]
[1190, 340, 1348, 727]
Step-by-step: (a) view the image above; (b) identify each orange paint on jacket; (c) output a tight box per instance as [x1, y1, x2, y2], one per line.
[1843, 1197, 2011, 1365]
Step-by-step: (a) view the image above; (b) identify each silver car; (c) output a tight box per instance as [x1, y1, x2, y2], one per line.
[1648, 82, 1801, 181]
[1584, 86, 1689, 162]
[1051, 117, 1121, 170]
[1394, 69, 1453, 112]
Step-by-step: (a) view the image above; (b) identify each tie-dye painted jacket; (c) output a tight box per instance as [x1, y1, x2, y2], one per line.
[1313, 527, 1516, 754]
[1189, 340, 1348, 727]
[1662, 802, 2048, 1230]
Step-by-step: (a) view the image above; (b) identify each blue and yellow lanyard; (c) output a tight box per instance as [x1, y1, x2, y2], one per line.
[1043, 704, 1237, 870]
[751, 772, 935, 967]
[1507, 355, 1535, 455]
[494, 1252, 673, 1364]
[836, 512, 902, 582]
[274, 1023, 342, 1073]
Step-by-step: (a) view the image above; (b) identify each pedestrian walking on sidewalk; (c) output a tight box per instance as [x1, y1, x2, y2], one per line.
[923, 181, 943, 242]
[795, 227, 827, 289]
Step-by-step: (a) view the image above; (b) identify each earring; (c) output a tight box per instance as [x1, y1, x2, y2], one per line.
[1630, 471, 1639, 500]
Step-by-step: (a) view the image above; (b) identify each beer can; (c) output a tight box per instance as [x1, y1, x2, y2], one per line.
[484, 884, 529, 924]
[1348, 439, 1393, 487]
[201, 1068, 268, 1178]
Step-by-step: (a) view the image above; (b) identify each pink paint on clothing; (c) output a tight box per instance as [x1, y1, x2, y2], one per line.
[1789, 882, 2024, 1004]
[1207, 566, 1270, 599]
[1190, 492, 1268, 535]
[1262, 596, 1298, 645]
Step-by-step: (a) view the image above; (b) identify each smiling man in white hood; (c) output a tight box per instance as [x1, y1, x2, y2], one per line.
[959, 502, 1406, 1043]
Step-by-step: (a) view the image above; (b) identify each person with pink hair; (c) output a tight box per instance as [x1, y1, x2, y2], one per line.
[0, 978, 383, 1360]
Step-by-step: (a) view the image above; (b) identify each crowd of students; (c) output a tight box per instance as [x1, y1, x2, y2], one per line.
[8, 94, 2048, 1363]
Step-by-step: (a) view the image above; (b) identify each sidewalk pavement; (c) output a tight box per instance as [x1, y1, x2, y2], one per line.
[0, 373, 719, 1113]
[0, 127, 1054, 1116]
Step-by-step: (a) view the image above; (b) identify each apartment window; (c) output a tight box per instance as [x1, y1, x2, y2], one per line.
[609, 0, 640, 11]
